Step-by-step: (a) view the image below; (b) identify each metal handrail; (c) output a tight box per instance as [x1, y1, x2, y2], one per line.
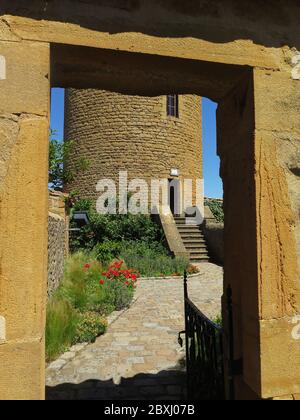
[179, 271, 240, 400]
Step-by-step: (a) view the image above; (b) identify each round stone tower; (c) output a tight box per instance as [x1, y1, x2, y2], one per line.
[64, 89, 202, 213]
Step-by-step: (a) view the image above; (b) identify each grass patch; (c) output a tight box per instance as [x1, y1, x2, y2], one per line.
[46, 296, 79, 361]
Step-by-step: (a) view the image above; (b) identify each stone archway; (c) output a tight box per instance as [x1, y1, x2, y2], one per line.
[0, 1, 300, 400]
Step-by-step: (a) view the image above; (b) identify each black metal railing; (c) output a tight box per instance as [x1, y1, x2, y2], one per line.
[178, 271, 239, 400]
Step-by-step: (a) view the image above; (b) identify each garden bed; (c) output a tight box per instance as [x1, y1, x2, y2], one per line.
[46, 253, 137, 362]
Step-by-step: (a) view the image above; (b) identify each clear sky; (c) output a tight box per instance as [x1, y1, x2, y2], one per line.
[50, 89, 223, 198]
[201, 97, 223, 198]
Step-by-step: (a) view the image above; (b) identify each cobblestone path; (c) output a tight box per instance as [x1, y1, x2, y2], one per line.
[46, 263, 223, 400]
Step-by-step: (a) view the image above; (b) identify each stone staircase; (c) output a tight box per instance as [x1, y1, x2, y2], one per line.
[174, 216, 210, 263]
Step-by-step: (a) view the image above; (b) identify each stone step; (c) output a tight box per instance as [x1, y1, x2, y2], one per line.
[176, 230, 203, 235]
[182, 238, 205, 244]
[190, 251, 209, 256]
[184, 239, 206, 245]
[174, 219, 199, 225]
[176, 225, 201, 232]
[174, 215, 209, 263]
[190, 254, 210, 260]
[177, 226, 202, 231]
[184, 243, 207, 250]
[189, 250, 209, 257]
[180, 232, 204, 239]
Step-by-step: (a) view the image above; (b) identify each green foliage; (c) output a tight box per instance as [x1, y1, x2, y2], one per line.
[85, 282, 115, 316]
[93, 241, 123, 264]
[104, 276, 135, 311]
[100, 260, 136, 310]
[72, 198, 93, 213]
[120, 241, 189, 277]
[70, 199, 164, 253]
[46, 296, 79, 362]
[213, 314, 223, 327]
[49, 129, 90, 189]
[74, 312, 107, 344]
[205, 199, 224, 223]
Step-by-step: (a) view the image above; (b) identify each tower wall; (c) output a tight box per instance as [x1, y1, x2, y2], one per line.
[64, 89, 202, 210]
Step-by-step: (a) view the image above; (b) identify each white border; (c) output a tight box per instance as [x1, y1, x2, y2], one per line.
[0, 55, 6, 80]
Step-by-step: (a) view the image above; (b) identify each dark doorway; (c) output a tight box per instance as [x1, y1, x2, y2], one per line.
[168, 179, 181, 215]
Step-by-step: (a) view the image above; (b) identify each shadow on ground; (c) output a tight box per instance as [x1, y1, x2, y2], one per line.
[46, 369, 187, 400]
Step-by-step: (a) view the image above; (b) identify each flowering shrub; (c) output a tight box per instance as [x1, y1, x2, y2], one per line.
[46, 253, 136, 362]
[100, 260, 138, 310]
[74, 312, 107, 344]
[101, 260, 138, 289]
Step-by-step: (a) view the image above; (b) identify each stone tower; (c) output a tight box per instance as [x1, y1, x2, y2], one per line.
[64, 89, 202, 213]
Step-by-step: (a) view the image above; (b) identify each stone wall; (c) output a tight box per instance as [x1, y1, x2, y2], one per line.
[203, 203, 224, 265]
[64, 90, 202, 208]
[48, 213, 66, 296]
[203, 221, 224, 265]
[48, 190, 69, 296]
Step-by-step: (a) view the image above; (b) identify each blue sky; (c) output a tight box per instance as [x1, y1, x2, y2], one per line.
[50, 89, 223, 198]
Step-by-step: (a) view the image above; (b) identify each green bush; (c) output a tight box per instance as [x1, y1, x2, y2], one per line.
[105, 276, 135, 311]
[46, 296, 79, 361]
[205, 199, 224, 223]
[70, 199, 164, 253]
[72, 198, 93, 213]
[93, 241, 122, 264]
[85, 276, 115, 315]
[74, 312, 107, 344]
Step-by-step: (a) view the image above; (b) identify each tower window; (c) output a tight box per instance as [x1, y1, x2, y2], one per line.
[167, 94, 179, 118]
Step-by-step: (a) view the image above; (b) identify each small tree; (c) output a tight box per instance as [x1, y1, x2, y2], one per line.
[49, 129, 90, 190]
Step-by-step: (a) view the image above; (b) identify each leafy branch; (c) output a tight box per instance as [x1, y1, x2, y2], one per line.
[49, 129, 90, 190]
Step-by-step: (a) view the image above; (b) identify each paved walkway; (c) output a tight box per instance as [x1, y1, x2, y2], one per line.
[46, 263, 223, 400]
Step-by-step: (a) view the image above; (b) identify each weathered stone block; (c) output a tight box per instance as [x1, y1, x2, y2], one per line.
[0, 18, 20, 41]
[0, 115, 49, 341]
[0, 115, 19, 189]
[0, 340, 45, 400]
[254, 130, 300, 319]
[1, 10, 280, 69]
[254, 69, 300, 133]
[0, 40, 49, 115]
[260, 317, 300, 399]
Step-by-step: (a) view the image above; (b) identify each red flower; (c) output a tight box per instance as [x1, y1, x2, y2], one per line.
[111, 270, 119, 277]
[100, 280, 105, 285]
[83, 263, 91, 271]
